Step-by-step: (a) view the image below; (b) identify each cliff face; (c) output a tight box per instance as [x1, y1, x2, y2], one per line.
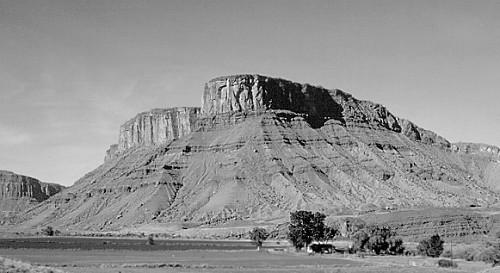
[0, 170, 64, 214]
[11, 74, 500, 232]
[201, 75, 448, 146]
[116, 107, 200, 152]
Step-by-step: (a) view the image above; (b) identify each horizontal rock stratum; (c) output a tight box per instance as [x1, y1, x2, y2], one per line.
[11, 74, 500, 231]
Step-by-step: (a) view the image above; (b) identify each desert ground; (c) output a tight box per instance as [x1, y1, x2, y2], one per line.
[0, 237, 496, 273]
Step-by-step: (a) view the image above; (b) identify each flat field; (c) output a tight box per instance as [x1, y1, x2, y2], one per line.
[0, 237, 494, 273]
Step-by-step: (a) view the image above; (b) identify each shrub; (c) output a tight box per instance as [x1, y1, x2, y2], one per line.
[417, 234, 444, 257]
[42, 226, 54, 236]
[438, 259, 457, 268]
[249, 227, 269, 250]
[147, 234, 155, 245]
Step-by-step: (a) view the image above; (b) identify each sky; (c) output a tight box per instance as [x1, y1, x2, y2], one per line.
[0, 0, 499, 186]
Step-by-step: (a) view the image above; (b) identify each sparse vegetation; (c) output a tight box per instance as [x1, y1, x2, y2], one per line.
[249, 227, 269, 251]
[0, 256, 67, 273]
[41, 226, 54, 236]
[418, 234, 444, 257]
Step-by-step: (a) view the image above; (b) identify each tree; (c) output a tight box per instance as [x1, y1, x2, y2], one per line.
[417, 234, 444, 257]
[288, 211, 316, 250]
[388, 237, 405, 255]
[351, 230, 369, 253]
[42, 226, 54, 236]
[323, 226, 338, 241]
[365, 226, 393, 254]
[311, 212, 326, 242]
[249, 227, 269, 251]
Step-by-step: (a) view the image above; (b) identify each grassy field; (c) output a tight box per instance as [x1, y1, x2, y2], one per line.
[0, 248, 495, 273]
[0, 237, 266, 251]
[0, 236, 495, 273]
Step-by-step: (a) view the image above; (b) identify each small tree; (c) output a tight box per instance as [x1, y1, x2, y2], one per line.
[418, 234, 444, 257]
[42, 226, 54, 236]
[249, 227, 269, 251]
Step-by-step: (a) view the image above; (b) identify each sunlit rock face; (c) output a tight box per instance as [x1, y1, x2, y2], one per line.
[117, 107, 201, 152]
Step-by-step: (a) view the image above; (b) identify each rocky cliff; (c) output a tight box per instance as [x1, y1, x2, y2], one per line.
[202, 75, 448, 146]
[0, 170, 64, 215]
[11, 74, 500, 232]
[116, 107, 200, 153]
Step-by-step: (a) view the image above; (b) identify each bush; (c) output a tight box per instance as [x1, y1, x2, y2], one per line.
[438, 259, 457, 268]
[417, 234, 444, 257]
[147, 234, 155, 245]
[42, 226, 54, 236]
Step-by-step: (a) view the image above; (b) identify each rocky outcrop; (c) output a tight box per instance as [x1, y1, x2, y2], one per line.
[452, 142, 500, 158]
[10, 74, 500, 232]
[104, 144, 118, 162]
[0, 170, 64, 214]
[116, 107, 200, 152]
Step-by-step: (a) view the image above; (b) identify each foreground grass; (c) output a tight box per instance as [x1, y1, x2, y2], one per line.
[0, 249, 494, 273]
[0, 256, 66, 273]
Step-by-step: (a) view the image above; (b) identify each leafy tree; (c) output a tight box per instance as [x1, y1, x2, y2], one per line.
[42, 226, 54, 236]
[417, 234, 444, 257]
[288, 211, 316, 250]
[351, 230, 369, 253]
[249, 227, 269, 251]
[365, 226, 394, 254]
[388, 237, 405, 255]
[311, 212, 326, 242]
[323, 225, 338, 241]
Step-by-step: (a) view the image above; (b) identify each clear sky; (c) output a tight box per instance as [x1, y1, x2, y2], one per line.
[1, 0, 499, 186]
